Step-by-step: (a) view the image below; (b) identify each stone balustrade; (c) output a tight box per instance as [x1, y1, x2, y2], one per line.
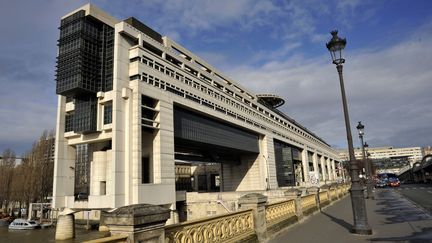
[84, 183, 351, 243]
[265, 199, 297, 234]
[165, 209, 255, 243]
[301, 194, 318, 216]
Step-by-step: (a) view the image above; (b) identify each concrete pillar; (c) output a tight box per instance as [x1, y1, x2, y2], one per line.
[326, 158, 332, 181]
[138, 34, 143, 46]
[301, 149, 309, 185]
[312, 153, 319, 181]
[238, 193, 268, 242]
[331, 160, 336, 181]
[53, 96, 76, 209]
[320, 156, 327, 182]
[55, 214, 75, 240]
[103, 204, 170, 242]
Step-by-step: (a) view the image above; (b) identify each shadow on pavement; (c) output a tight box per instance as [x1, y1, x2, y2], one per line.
[369, 226, 432, 242]
[374, 190, 431, 224]
[321, 211, 352, 232]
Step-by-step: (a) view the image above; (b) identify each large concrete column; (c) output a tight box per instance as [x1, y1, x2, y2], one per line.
[262, 134, 277, 189]
[301, 148, 309, 185]
[55, 214, 75, 240]
[312, 152, 319, 182]
[258, 135, 271, 190]
[53, 95, 76, 209]
[320, 156, 327, 182]
[130, 84, 141, 204]
[326, 157, 333, 181]
[331, 160, 337, 181]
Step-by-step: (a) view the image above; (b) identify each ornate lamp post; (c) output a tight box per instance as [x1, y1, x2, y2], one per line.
[326, 30, 372, 235]
[357, 122, 374, 199]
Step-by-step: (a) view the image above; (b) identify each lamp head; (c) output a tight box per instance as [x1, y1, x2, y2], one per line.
[326, 30, 347, 65]
[356, 121, 365, 136]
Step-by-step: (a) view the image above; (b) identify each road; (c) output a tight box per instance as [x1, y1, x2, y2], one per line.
[380, 183, 432, 214]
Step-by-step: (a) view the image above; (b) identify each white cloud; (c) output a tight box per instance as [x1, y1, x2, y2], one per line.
[226, 21, 432, 148]
[122, 0, 279, 37]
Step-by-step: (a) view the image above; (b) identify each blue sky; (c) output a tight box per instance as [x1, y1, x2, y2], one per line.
[1, 0, 432, 155]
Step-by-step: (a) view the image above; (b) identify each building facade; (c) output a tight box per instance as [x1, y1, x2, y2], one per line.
[53, 4, 341, 219]
[338, 146, 423, 165]
[338, 146, 423, 175]
[423, 146, 432, 156]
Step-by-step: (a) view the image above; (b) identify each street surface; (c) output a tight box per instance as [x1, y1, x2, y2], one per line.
[270, 187, 432, 243]
[386, 183, 432, 214]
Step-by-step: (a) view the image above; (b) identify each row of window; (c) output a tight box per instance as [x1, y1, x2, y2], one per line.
[137, 44, 326, 147]
[136, 72, 266, 131]
[132, 50, 331, 152]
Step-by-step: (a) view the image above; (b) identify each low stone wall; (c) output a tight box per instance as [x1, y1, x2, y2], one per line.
[265, 199, 298, 235]
[165, 209, 256, 243]
[79, 183, 350, 243]
[166, 183, 350, 242]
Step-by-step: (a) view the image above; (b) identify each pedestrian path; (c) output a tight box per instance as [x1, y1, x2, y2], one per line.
[394, 186, 430, 190]
[269, 189, 432, 243]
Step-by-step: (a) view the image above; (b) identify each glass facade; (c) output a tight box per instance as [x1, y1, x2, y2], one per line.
[104, 102, 112, 124]
[65, 113, 74, 132]
[274, 140, 296, 187]
[73, 96, 97, 133]
[74, 144, 90, 197]
[56, 10, 114, 134]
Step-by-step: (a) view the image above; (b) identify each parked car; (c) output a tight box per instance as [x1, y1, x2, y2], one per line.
[375, 179, 387, 188]
[388, 177, 400, 187]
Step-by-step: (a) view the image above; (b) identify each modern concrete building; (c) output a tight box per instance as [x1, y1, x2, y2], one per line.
[338, 146, 423, 175]
[338, 146, 423, 165]
[53, 4, 341, 222]
[422, 146, 432, 156]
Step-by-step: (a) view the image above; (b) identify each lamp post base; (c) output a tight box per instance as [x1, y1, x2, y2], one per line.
[350, 227, 373, 235]
[349, 186, 372, 235]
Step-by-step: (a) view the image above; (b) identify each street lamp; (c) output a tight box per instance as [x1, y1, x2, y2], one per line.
[357, 122, 374, 199]
[326, 30, 372, 235]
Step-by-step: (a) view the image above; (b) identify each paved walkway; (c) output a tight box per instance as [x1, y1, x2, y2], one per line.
[269, 189, 432, 243]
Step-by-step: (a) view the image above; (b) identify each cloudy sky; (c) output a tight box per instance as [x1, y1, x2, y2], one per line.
[1, 0, 432, 155]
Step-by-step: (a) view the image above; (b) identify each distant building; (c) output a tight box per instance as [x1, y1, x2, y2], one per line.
[423, 146, 432, 156]
[338, 146, 423, 175]
[338, 146, 423, 165]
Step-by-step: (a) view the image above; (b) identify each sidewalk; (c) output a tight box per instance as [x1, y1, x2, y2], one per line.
[269, 189, 432, 243]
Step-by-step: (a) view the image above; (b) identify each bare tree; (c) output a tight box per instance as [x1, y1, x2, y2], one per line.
[28, 130, 55, 203]
[7, 129, 55, 216]
[0, 149, 16, 212]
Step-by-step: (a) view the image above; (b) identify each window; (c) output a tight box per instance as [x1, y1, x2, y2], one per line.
[104, 102, 112, 124]
[142, 157, 150, 183]
[100, 181, 106, 195]
[65, 113, 74, 132]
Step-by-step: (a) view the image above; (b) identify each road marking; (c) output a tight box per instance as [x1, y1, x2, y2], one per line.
[427, 191, 432, 194]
